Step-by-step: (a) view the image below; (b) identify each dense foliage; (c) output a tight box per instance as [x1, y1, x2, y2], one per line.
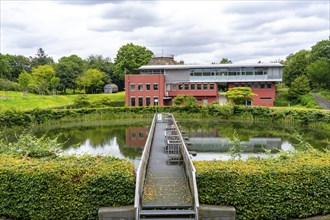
[0, 155, 135, 220]
[195, 151, 330, 220]
[0, 106, 329, 127]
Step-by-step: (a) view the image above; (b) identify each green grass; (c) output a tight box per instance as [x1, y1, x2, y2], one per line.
[318, 90, 330, 101]
[0, 91, 125, 112]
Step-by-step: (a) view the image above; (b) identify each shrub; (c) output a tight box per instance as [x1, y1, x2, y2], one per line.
[0, 155, 135, 220]
[195, 152, 330, 220]
[73, 95, 91, 108]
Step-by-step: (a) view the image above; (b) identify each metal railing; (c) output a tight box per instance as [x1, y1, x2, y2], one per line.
[170, 114, 200, 219]
[134, 114, 157, 219]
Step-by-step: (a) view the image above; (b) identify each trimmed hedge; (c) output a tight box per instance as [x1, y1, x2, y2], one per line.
[195, 152, 330, 220]
[1, 106, 329, 127]
[0, 155, 135, 220]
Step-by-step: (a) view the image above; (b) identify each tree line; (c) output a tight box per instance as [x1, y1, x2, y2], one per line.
[0, 43, 153, 95]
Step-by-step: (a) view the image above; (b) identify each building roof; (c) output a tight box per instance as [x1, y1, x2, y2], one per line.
[139, 63, 283, 70]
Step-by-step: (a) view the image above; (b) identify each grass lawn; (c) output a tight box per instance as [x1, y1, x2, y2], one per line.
[0, 91, 125, 112]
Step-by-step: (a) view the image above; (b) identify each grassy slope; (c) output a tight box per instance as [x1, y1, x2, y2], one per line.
[0, 91, 125, 112]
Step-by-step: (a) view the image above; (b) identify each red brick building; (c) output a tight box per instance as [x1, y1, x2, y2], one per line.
[125, 55, 283, 107]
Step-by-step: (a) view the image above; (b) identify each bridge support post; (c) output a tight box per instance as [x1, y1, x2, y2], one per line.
[199, 205, 236, 220]
[98, 206, 135, 220]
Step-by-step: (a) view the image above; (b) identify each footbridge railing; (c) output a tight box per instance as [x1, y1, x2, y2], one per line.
[169, 114, 200, 219]
[134, 114, 157, 219]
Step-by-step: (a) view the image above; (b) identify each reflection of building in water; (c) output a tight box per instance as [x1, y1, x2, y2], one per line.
[184, 128, 218, 137]
[126, 128, 147, 148]
[189, 137, 282, 153]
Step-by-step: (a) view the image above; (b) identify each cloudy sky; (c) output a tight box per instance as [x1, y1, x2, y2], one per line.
[1, 0, 329, 64]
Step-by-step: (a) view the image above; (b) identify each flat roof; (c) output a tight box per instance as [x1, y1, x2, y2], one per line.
[139, 63, 283, 70]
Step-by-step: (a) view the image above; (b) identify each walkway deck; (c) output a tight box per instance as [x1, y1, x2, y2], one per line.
[142, 116, 192, 207]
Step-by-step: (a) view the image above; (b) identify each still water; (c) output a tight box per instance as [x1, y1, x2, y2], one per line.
[5, 119, 329, 162]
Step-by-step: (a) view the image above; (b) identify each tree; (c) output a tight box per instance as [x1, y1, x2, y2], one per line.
[224, 87, 257, 105]
[113, 43, 153, 90]
[55, 55, 85, 94]
[307, 59, 330, 89]
[173, 95, 198, 107]
[30, 48, 54, 68]
[220, 58, 232, 64]
[0, 54, 31, 81]
[18, 70, 32, 97]
[309, 39, 330, 63]
[50, 77, 60, 95]
[85, 54, 112, 85]
[76, 69, 106, 94]
[283, 50, 310, 86]
[0, 54, 12, 81]
[31, 65, 55, 94]
[287, 75, 310, 102]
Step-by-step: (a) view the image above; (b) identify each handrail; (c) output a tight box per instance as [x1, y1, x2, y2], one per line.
[171, 114, 199, 219]
[134, 114, 157, 219]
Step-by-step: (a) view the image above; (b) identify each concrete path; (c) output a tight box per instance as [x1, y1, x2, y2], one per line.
[311, 93, 330, 110]
[142, 117, 192, 207]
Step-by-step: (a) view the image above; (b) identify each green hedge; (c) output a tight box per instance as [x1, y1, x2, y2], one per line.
[0, 106, 329, 127]
[195, 152, 330, 220]
[0, 155, 135, 220]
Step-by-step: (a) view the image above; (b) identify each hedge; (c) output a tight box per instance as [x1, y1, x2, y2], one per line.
[0, 155, 135, 220]
[195, 152, 330, 220]
[1, 106, 329, 127]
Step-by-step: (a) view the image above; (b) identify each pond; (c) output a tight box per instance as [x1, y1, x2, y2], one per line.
[2, 119, 329, 163]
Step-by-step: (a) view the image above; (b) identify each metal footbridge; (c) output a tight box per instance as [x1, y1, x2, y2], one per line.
[135, 113, 199, 219]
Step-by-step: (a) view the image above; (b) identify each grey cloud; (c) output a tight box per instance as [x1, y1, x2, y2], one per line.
[88, 2, 160, 32]
[58, 0, 119, 5]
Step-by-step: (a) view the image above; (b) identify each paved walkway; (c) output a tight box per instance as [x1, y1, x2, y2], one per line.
[142, 117, 192, 207]
[311, 93, 330, 110]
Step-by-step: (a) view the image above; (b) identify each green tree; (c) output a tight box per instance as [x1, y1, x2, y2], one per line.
[220, 58, 232, 64]
[85, 54, 112, 85]
[31, 65, 55, 94]
[287, 75, 310, 102]
[18, 70, 32, 97]
[224, 87, 257, 105]
[173, 95, 198, 107]
[76, 69, 106, 94]
[30, 48, 54, 68]
[55, 55, 85, 94]
[283, 50, 310, 86]
[0, 54, 12, 81]
[306, 59, 330, 89]
[113, 43, 153, 90]
[50, 77, 60, 95]
[309, 39, 330, 63]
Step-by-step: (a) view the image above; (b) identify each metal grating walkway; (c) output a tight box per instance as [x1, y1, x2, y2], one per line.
[142, 117, 192, 207]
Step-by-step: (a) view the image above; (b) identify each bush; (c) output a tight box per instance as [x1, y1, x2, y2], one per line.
[195, 152, 330, 220]
[300, 94, 321, 109]
[0, 155, 135, 220]
[73, 95, 91, 108]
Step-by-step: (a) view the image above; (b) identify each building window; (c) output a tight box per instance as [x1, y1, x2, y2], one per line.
[130, 84, 135, 91]
[184, 83, 189, 90]
[191, 84, 195, 90]
[179, 84, 183, 91]
[203, 84, 208, 90]
[210, 84, 214, 90]
[172, 84, 176, 91]
[260, 83, 265, 89]
[260, 97, 272, 100]
[197, 84, 202, 90]
[138, 97, 143, 106]
[241, 83, 246, 87]
[146, 97, 151, 106]
[146, 84, 151, 90]
[247, 83, 252, 88]
[267, 83, 272, 89]
[234, 83, 239, 87]
[139, 131, 144, 139]
[154, 97, 158, 106]
[153, 83, 158, 90]
[131, 132, 136, 139]
[138, 84, 143, 91]
[130, 97, 135, 106]
[166, 84, 170, 91]
[253, 83, 259, 90]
